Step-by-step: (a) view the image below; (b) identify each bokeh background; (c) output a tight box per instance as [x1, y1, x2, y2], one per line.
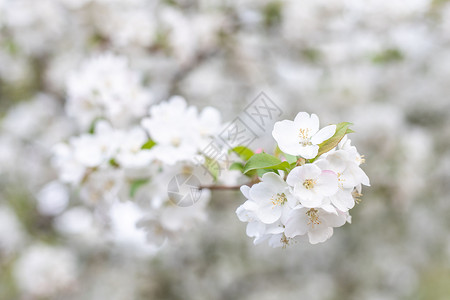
[1, 0, 450, 299]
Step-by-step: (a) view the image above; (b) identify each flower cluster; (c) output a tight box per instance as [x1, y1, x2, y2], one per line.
[51, 55, 231, 248]
[236, 112, 369, 247]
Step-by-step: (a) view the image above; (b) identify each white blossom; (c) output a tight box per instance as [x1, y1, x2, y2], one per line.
[272, 112, 336, 159]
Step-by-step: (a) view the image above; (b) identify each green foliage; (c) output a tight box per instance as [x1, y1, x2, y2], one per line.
[141, 139, 156, 150]
[274, 146, 297, 164]
[229, 146, 255, 161]
[372, 48, 403, 64]
[263, 1, 283, 27]
[129, 178, 149, 198]
[312, 122, 353, 161]
[204, 157, 220, 181]
[243, 153, 290, 175]
[229, 162, 244, 172]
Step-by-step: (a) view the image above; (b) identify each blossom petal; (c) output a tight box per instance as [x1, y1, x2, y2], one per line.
[311, 125, 336, 145]
[240, 185, 251, 199]
[272, 120, 300, 155]
[308, 227, 333, 244]
[246, 221, 265, 237]
[256, 203, 282, 224]
[315, 170, 339, 196]
[284, 209, 309, 238]
[294, 112, 319, 135]
[330, 190, 354, 212]
[298, 144, 319, 159]
[249, 182, 273, 205]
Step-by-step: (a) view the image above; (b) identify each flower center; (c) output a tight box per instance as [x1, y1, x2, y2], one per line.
[271, 193, 287, 206]
[337, 172, 344, 189]
[306, 208, 321, 227]
[303, 179, 316, 190]
[298, 129, 312, 146]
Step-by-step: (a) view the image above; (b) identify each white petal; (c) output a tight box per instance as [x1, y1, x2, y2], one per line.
[284, 209, 309, 238]
[298, 144, 319, 159]
[308, 227, 333, 244]
[256, 204, 282, 224]
[286, 166, 303, 187]
[323, 212, 347, 228]
[261, 172, 287, 191]
[246, 221, 265, 237]
[240, 185, 251, 199]
[298, 194, 323, 208]
[294, 112, 319, 135]
[315, 170, 339, 196]
[330, 190, 355, 212]
[249, 182, 273, 204]
[272, 120, 300, 155]
[311, 125, 336, 145]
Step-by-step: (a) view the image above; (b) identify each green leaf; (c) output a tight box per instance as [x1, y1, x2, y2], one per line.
[229, 146, 255, 161]
[141, 139, 156, 150]
[129, 179, 149, 198]
[313, 122, 353, 160]
[229, 162, 244, 172]
[274, 146, 297, 164]
[243, 153, 290, 175]
[109, 158, 119, 167]
[204, 157, 220, 180]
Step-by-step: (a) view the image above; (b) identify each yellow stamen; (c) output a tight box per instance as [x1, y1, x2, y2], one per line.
[298, 129, 312, 146]
[271, 193, 287, 206]
[306, 208, 321, 228]
[303, 179, 316, 190]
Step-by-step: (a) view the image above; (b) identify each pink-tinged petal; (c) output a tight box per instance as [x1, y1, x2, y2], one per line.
[330, 190, 355, 212]
[315, 170, 339, 196]
[294, 112, 319, 135]
[308, 227, 333, 244]
[256, 203, 282, 224]
[284, 209, 309, 238]
[240, 185, 251, 199]
[298, 144, 319, 159]
[254, 148, 263, 154]
[311, 125, 336, 145]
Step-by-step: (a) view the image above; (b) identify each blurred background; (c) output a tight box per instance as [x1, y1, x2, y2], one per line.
[1, 0, 450, 299]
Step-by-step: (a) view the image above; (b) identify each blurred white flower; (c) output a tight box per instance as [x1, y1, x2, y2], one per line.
[141, 96, 222, 165]
[14, 244, 78, 298]
[66, 54, 153, 129]
[0, 205, 26, 255]
[36, 181, 69, 216]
